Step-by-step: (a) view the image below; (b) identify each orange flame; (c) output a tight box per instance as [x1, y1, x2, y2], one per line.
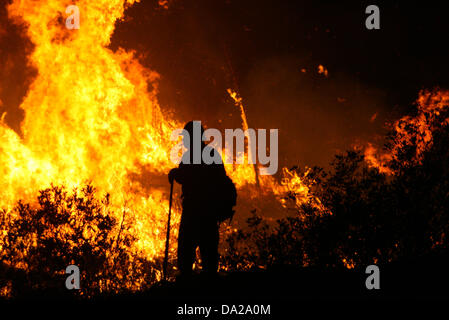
[363, 90, 449, 173]
[0, 0, 329, 290]
[363, 143, 392, 175]
[2, 0, 182, 268]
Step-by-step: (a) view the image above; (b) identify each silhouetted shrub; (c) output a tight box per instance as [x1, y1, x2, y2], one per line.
[0, 185, 157, 298]
[223, 96, 449, 270]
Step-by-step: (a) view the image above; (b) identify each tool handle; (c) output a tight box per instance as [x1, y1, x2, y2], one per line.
[163, 181, 174, 281]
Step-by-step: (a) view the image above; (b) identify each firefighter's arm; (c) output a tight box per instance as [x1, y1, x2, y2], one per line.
[168, 163, 187, 184]
[168, 168, 178, 184]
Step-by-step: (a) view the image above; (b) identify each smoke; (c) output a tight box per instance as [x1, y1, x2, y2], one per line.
[111, 0, 392, 173]
[240, 55, 390, 169]
[0, 1, 36, 134]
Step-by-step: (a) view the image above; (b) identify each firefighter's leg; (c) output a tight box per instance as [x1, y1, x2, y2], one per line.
[199, 221, 219, 274]
[177, 215, 197, 276]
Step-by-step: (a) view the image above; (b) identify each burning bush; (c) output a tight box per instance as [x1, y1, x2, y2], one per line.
[223, 91, 449, 271]
[0, 185, 158, 298]
[222, 157, 391, 270]
[222, 211, 307, 271]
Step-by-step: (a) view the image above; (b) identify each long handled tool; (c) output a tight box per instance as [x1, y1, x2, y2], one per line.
[163, 180, 174, 281]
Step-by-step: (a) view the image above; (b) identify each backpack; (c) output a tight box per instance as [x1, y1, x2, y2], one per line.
[216, 175, 237, 222]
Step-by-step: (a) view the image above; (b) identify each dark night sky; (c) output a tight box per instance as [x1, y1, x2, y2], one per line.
[2, 0, 449, 169]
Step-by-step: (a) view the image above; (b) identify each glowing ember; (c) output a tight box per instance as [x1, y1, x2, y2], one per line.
[317, 64, 328, 77]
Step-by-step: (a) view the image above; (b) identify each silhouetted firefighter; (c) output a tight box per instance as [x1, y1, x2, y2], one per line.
[168, 121, 237, 280]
